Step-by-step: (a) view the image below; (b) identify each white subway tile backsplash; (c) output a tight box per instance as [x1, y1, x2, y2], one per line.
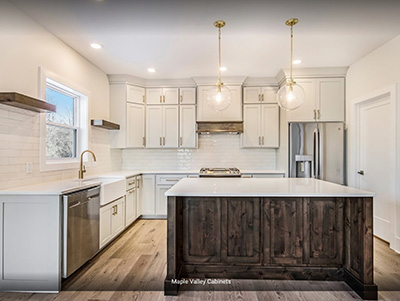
[122, 134, 276, 171]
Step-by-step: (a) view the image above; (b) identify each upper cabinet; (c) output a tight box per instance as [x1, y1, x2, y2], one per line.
[197, 85, 242, 122]
[146, 105, 179, 148]
[110, 83, 146, 149]
[286, 77, 345, 122]
[179, 88, 196, 105]
[243, 87, 278, 104]
[146, 88, 179, 105]
[179, 105, 197, 148]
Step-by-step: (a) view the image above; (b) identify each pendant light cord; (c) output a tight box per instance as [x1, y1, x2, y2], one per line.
[218, 26, 222, 90]
[290, 23, 293, 84]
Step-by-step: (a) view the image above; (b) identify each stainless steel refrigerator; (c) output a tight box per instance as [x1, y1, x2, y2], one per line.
[289, 122, 345, 185]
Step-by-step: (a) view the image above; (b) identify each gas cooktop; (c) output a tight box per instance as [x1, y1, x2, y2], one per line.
[199, 167, 241, 177]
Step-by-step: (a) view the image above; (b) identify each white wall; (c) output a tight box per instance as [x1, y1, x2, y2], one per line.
[0, 2, 121, 189]
[346, 34, 400, 251]
[122, 134, 277, 170]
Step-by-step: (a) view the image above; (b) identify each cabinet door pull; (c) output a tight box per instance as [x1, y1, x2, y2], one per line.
[180, 137, 183, 146]
[163, 137, 165, 145]
[313, 109, 316, 120]
[262, 136, 264, 145]
[259, 136, 261, 145]
[143, 95, 145, 103]
[128, 189, 136, 194]
[262, 94, 264, 102]
[258, 94, 261, 102]
[317, 110, 320, 119]
[160, 95, 162, 103]
[143, 137, 146, 146]
[115, 205, 118, 215]
[112, 205, 115, 215]
[163, 95, 166, 103]
[180, 95, 183, 103]
[128, 181, 135, 185]
[160, 137, 162, 146]
[166, 179, 180, 182]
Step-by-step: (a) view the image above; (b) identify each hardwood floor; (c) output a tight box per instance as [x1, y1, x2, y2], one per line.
[0, 219, 399, 300]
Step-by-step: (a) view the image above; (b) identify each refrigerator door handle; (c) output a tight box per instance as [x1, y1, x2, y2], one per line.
[317, 128, 321, 179]
[313, 129, 317, 178]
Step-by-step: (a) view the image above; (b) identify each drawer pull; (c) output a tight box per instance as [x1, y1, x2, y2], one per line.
[128, 181, 135, 185]
[165, 179, 180, 182]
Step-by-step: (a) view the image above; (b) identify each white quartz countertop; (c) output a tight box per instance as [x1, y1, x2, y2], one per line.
[165, 178, 375, 197]
[0, 169, 286, 195]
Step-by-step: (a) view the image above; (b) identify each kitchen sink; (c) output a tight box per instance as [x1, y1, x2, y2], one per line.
[73, 177, 125, 206]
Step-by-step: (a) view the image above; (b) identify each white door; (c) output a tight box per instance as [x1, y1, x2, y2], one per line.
[141, 175, 156, 215]
[286, 79, 316, 122]
[357, 92, 395, 243]
[163, 106, 179, 148]
[243, 87, 261, 104]
[126, 103, 145, 148]
[156, 185, 171, 215]
[317, 78, 345, 122]
[179, 105, 197, 148]
[261, 104, 279, 148]
[111, 198, 125, 237]
[163, 88, 179, 104]
[127, 85, 145, 104]
[242, 105, 261, 148]
[261, 87, 277, 104]
[146, 88, 163, 105]
[136, 176, 142, 217]
[100, 205, 112, 248]
[180, 88, 196, 104]
[146, 106, 163, 148]
[125, 189, 137, 226]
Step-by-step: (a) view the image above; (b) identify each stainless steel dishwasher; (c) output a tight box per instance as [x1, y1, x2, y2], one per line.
[62, 186, 100, 278]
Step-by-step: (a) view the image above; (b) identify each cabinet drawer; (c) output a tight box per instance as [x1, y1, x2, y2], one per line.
[126, 176, 137, 190]
[156, 174, 187, 185]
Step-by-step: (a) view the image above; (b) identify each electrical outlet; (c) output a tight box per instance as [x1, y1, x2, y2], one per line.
[25, 162, 33, 174]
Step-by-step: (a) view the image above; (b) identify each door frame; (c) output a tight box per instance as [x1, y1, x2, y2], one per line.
[353, 84, 399, 251]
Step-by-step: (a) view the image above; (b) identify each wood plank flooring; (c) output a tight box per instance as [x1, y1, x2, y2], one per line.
[0, 219, 399, 301]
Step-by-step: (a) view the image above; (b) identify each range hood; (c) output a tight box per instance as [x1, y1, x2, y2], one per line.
[196, 121, 243, 134]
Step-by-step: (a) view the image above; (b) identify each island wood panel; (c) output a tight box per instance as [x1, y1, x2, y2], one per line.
[306, 198, 344, 265]
[182, 197, 221, 263]
[263, 198, 303, 265]
[221, 198, 260, 263]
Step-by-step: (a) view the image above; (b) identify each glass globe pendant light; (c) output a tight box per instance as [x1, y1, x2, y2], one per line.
[276, 18, 305, 111]
[207, 20, 232, 112]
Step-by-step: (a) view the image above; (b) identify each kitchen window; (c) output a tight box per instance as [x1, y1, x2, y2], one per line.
[39, 68, 89, 171]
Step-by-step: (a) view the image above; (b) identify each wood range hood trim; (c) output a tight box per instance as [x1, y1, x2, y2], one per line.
[0, 92, 56, 113]
[91, 119, 120, 130]
[196, 121, 243, 134]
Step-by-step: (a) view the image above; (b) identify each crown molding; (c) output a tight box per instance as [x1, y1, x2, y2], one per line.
[275, 67, 349, 85]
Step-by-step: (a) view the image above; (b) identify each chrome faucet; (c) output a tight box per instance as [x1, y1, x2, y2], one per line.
[78, 150, 97, 179]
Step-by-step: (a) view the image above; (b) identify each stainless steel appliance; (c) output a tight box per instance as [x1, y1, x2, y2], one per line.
[62, 186, 100, 278]
[289, 122, 345, 185]
[199, 167, 241, 177]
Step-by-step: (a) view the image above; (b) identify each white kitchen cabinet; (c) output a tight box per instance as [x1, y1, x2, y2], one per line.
[100, 196, 125, 249]
[179, 87, 196, 104]
[242, 104, 279, 148]
[146, 88, 179, 105]
[146, 105, 178, 148]
[197, 85, 242, 121]
[141, 175, 156, 216]
[243, 87, 277, 104]
[179, 105, 197, 148]
[126, 103, 145, 148]
[136, 176, 142, 217]
[286, 78, 345, 122]
[125, 187, 137, 227]
[110, 83, 146, 149]
[127, 85, 145, 104]
[156, 185, 170, 216]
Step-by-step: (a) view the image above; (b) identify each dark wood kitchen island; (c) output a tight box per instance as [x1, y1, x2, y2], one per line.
[164, 178, 377, 300]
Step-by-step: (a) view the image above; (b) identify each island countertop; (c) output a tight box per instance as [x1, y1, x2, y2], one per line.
[165, 177, 374, 197]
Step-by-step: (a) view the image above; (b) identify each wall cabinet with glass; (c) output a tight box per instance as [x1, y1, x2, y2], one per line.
[286, 78, 345, 122]
[241, 104, 280, 148]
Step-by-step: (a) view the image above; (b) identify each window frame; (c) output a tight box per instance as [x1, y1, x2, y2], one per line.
[39, 67, 90, 172]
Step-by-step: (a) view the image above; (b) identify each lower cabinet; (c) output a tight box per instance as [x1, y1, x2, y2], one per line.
[136, 176, 142, 217]
[141, 175, 156, 215]
[100, 197, 125, 249]
[125, 187, 137, 227]
[156, 185, 171, 216]
[181, 197, 344, 266]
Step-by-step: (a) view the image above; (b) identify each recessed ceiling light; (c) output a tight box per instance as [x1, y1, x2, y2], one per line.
[147, 68, 156, 73]
[220, 66, 227, 72]
[90, 43, 102, 49]
[292, 59, 302, 65]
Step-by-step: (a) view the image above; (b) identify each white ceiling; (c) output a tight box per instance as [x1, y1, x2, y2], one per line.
[9, 0, 400, 79]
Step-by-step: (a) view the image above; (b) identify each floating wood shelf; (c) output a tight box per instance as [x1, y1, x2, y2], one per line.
[91, 119, 120, 130]
[0, 92, 56, 113]
[196, 121, 243, 134]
